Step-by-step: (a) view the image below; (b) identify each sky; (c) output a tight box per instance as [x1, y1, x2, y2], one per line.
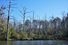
[0, 0, 68, 22]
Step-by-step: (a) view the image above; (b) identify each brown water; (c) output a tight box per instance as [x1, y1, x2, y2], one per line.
[0, 40, 68, 45]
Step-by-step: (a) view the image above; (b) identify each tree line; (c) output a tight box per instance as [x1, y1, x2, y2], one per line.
[0, 5, 68, 40]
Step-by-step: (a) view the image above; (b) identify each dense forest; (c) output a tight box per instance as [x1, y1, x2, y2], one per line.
[0, 5, 68, 40]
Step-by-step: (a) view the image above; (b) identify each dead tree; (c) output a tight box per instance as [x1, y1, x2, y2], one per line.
[19, 7, 32, 32]
[7, 0, 16, 40]
[7, 0, 11, 40]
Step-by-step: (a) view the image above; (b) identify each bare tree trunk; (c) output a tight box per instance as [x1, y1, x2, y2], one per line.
[7, 0, 11, 41]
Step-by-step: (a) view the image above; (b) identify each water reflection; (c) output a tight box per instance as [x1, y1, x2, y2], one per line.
[0, 41, 7, 45]
[0, 40, 68, 45]
[7, 41, 11, 45]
